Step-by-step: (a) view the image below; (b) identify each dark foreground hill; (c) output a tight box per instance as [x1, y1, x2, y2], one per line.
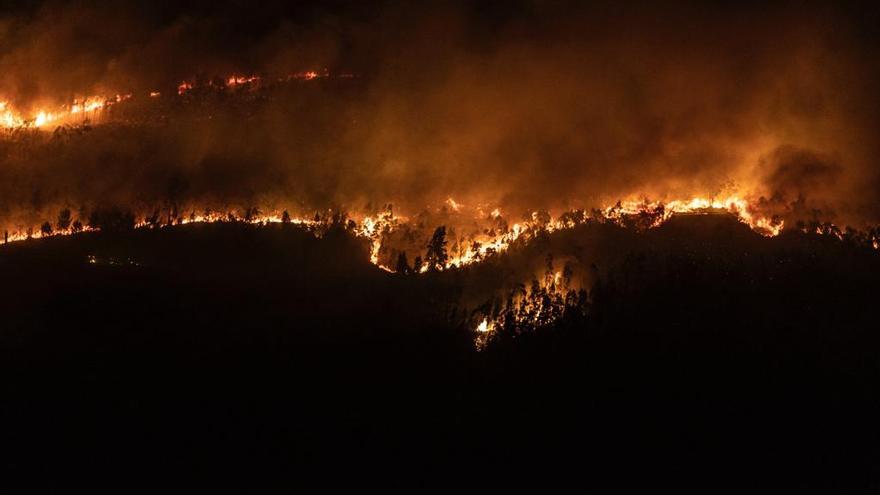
[1, 218, 878, 491]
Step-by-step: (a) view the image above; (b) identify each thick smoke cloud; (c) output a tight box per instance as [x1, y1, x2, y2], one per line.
[0, 1, 878, 231]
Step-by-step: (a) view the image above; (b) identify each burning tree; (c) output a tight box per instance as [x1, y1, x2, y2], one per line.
[475, 254, 589, 349]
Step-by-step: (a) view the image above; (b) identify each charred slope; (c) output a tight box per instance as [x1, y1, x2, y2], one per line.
[0, 218, 878, 491]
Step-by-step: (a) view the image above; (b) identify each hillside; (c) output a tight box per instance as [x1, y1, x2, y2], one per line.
[1, 216, 878, 490]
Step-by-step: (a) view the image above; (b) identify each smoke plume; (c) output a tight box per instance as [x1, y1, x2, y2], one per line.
[1, 1, 878, 231]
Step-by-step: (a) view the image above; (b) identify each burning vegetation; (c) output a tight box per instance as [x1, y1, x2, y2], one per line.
[0, 1, 878, 345]
[0, 69, 346, 129]
[4, 190, 878, 348]
[2, 2, 880, 488]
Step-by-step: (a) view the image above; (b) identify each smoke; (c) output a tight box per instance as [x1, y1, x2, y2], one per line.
[1, 0, 878, 231]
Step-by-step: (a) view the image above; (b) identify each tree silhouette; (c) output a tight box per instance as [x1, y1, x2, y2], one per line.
[88, 207, 135, 232]
[146, 209, 161, 228]
[282, 210, 291, 224]
[167, 204, 178, 226]
[425, 226, 449, 271]
[40, 222, 52, 236]
[57, 208, 71, 231]
[244, 207, 261, 223]
[395, 251, 411, 274]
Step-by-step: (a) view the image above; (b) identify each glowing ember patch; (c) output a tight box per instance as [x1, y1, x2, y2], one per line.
[286, 69, 329, 81]
[227, 75, 260, 87]
[476, 319, 492, 333]
[445, 198, 463, 212]
[475, 318, 495, 351]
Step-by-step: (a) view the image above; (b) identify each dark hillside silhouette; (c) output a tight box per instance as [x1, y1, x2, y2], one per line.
[0, 217, 878, 491]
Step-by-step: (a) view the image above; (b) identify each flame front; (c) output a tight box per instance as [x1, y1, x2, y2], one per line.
[1, 194, 873, 261]
[2, 195, 876, 351]
[0, 95, 126, 129]
[0, 69, 337, 129]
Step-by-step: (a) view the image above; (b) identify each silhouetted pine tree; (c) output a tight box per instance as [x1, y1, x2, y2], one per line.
[425, 226, 449, 271]
[57, 208, 71, 231]
[395, 251, 411, 274]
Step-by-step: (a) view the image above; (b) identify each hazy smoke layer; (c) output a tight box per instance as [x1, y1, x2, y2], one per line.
[1, 1, 878, 230]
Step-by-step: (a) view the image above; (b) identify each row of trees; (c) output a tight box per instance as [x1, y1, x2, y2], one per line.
[13, 205, 880, 262]
[393, 226, 450, 274]
[475, 254, 590, 348]
[30, 204, 324, 237]
[23, 205, 304, 240]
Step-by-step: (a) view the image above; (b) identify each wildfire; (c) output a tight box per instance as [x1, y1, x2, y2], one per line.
[174, 69, 333, 96]
[475, 318, 495, 351]
[227, 75, 261, 87]
[0, 94, 130, 129]
[0, 193, 880, 272]
[0, 79, 873, 275]
[476, 319, 492, 333]
[356, 208, 403, 268]
[1, 194, 874, 266]
[0, 69, 350, 129]
[604, 196, 785, 236]
[287, 69, 329, 81]
[1, 194, 876, 348]
[470, 255, 587, 350]
[445, 197, 463, 212]
[4, 224, 97, 243]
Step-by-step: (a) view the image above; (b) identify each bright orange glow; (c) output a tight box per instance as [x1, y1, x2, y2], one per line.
[606, 195, 785, 236]
[0, 195, 872, 263]
[0, 94, 126, 129]
[445, 197, 463, 212]
[177, 81, 193, 95]
[0, 70, 348, 129]
[227, 75, 260, 87]
[475, 318, 495, 350]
